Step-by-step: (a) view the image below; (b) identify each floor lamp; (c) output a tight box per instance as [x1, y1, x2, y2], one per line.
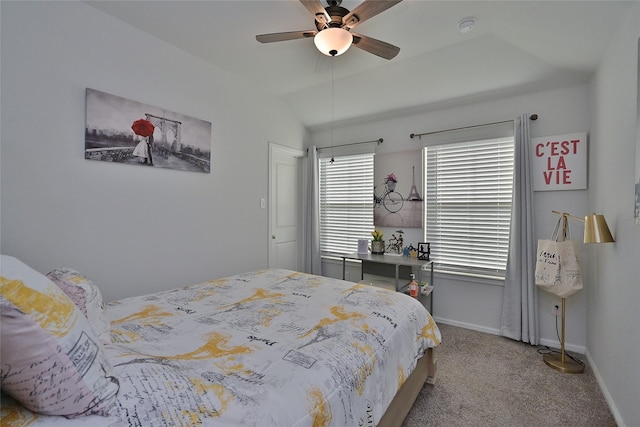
[544, 211, 615, 373]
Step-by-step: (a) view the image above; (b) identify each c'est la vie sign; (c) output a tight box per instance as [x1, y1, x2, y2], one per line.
[531, 132, 587, 191]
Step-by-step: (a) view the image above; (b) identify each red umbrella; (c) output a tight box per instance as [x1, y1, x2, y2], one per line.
[131, 119, 155, 137]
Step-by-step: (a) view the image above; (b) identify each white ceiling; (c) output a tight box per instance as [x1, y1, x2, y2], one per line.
[86, 0, 634, 130]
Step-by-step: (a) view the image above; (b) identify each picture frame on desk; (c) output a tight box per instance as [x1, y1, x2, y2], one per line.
[418, 242, 431, 261]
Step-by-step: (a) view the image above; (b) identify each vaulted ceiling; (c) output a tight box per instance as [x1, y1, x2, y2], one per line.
[86, 1, 634, 130]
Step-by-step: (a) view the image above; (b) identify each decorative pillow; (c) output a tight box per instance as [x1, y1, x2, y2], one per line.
[46, 267, 111, 343]
[0, 255, 119, 417]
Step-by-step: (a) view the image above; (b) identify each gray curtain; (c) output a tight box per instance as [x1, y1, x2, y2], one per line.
[500, 114, 539, 345]
[303, 146, 322, 275]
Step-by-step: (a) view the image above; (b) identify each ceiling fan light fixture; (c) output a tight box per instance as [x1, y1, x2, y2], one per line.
[314, 27, 353, 56]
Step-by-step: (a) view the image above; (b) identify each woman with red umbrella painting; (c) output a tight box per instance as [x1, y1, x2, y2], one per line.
[131, 119, 155, 165]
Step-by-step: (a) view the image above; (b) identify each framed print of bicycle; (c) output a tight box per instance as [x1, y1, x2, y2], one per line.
[374, 175, 404, 213]
[374, 150, 423, 228]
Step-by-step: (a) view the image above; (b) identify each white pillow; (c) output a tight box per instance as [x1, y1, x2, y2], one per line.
[46, 267, 111, 343]
[0, 255, 119, 417]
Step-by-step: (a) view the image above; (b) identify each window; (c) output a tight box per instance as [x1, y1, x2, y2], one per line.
[319, 153, 374, 255]
[424, 137, 514, 278]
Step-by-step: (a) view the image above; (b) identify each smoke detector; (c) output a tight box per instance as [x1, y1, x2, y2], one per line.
[458, 17, 476, 34]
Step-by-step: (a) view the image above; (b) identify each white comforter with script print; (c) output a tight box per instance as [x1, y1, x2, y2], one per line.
[2, 269, 441, 427]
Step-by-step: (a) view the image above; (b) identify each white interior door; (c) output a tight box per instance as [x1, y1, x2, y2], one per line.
[269, 143, 303, 270]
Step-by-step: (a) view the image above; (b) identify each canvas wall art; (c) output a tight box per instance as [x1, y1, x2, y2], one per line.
[531, 132, 587, 191]
[373, 150, 423, 228]
[85, 88, 212, 173]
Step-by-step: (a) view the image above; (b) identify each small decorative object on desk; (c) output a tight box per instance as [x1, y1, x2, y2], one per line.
[408, 274, 419, 298]
[371, 241, 385, 254]
[371, 229, 385, 254]
[402, 244, 417, 257]
[421, 284, 434, 296]
[386, 230, 404, 254]
[418, 242, 431, 260]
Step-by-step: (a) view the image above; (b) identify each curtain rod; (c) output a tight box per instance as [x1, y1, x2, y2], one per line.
[409, 114, 538, 140]
[316, 138, 383, 152]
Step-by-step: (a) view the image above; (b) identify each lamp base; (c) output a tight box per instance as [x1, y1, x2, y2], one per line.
[543, 353, 584, 374]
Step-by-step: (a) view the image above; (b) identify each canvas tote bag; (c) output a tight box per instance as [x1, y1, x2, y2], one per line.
[534, 216, 583, 298]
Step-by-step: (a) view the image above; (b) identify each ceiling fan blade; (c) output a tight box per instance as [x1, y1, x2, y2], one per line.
[299, 0, 329, 25]
[256, 30, 317, 44]
[351, 33, 400, 60]
[343, 0, 402, 29]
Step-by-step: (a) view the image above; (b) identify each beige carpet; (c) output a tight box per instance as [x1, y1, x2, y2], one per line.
[402, 324, 616, 426]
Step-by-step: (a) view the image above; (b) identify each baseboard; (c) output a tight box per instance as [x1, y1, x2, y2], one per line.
[433, 316, 501, 336]
[586, 350, 626, 427]
[434, 316, 586, 354]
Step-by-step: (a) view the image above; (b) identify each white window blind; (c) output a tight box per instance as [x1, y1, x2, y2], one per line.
[424, 137, 514, 278]
[319, 153, 374, 255]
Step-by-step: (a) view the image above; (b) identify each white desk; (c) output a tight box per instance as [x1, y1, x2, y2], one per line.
[341, 253, 435, 313]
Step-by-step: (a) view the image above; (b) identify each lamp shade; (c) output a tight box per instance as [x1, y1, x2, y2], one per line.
[314, 27, 353, 56]
[583, 214, 615, 243]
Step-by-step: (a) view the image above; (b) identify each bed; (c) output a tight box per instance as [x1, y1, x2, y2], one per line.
[1, 256, 440, 427]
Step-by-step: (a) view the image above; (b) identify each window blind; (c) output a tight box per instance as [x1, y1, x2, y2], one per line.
[319, 153, 374, 255]
[424, 137, 514, 277]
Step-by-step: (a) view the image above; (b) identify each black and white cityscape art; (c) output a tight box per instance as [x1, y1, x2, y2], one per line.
[85, 88, 212, 173]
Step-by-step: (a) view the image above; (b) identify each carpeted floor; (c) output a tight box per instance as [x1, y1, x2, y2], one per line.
[402, 324, 616, 426]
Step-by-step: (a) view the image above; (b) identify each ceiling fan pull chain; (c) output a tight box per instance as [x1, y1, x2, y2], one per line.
[330, 56, 335, 164]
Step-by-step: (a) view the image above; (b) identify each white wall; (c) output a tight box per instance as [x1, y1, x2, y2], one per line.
[588, 3, 640, 426]
[312, 84, 591, 351]
[0, 1, 307, 302]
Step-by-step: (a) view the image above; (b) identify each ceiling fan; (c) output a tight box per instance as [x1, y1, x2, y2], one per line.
[256, 0, 403, 60]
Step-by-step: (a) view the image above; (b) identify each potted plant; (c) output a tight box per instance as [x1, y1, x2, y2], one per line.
[371, 229, 385, 254]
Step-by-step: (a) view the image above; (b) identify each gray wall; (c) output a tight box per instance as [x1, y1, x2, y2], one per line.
[0, 1, 307, 302]
[588, 3, 640, 426]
